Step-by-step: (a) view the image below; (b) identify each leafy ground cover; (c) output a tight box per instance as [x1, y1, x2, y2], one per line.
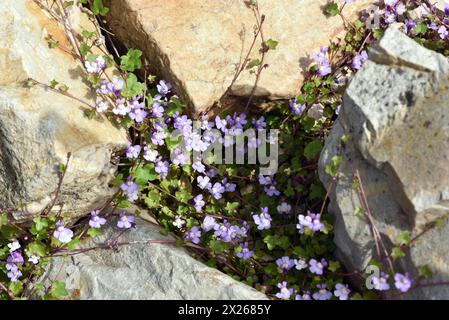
[0, 0, 448, 300]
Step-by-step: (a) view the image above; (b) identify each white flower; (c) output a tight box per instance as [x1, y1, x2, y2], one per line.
[172, 216, 185, 229]
[85, 56, 106, 74]
[8, 239, 21, 252]
[294, 258, 308, 270]
[277, 202, 292, 215]
[197, 176, 210, 190]
[143, 147, 159, 162]
[28, 254, 40, 265]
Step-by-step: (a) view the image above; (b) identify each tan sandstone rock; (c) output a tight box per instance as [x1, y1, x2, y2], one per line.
[105, 0, 375, 115]
[0, 0, 127, 220]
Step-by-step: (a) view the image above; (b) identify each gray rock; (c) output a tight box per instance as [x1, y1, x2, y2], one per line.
[319, 26, 449, 299]
[0, 0, 127, 219]
[41, 217, 268, 300]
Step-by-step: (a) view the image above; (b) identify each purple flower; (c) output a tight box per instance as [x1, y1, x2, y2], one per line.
[276, 256, 295, 272]
[108, 76, 124, 96]
[172, 148, 190, 166]
[120, 178, 139, 201]
[157, 80, 172, 96]
[143, 146, 158, 162]
[232, 113, 247, 129]
[201, 216, 217, 232]
[173, 115, 192, 135]
[6, 264, 22, 282]
[126, 143, 141, 159]
[296, 291, 312, 300]
[209, 182, 225, 200]
[405, 18, 417, 32]
[277, 202, 292, 215]
[275, 281, 295, 299]
[85, 55, 106, 74]
[313, 284, 333, 300]
[151, 102, 165, 118]
[193, 194, 205, 212]
[394, 273, 412, 293]
[438, 26, 448, 39]
[352, 50, 368, 69]
[215, 116, 228, 132]
[206, 168, 218, 178]
[258, 175, 273, 186]
[95, 97, 109, 113]
[112, 98, 131, 116]
[117, 212, 135, 229]
[155, 159, 170, 178]
[264, 185, 280, 197]
[192, 161, 206, 173]
[53, 221, 74, 243]
[129, 106, 147, 123]
[252, 116, 266, 129]
[297, 211, 324, 233]
[290, 98, 307, 116]
[222, 178, 236, 192]
[89, 210, 106, 229]
[313, 47, 332, 76]
[186, 226, 202, 244]
[309, 258, 328, 275]
[7, 251, 24, 264]
[334, 283, 351, 300]
[372, 272, 391, 291]
[252, 207, 272, 230]
[236, 242, 254, 260]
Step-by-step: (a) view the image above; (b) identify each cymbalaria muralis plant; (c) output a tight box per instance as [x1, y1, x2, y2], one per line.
[0, 0, 448, 300]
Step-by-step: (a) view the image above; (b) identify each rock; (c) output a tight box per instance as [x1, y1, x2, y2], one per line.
[319, 26, 449, 299]
[105, 0, 375, 115]
[0, 0, 127, 220]
[41, 216, 268, 300]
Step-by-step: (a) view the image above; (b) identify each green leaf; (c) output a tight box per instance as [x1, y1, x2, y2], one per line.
[0, 213, 7, 227]
[120, 49, 143, 72]
[67, 239, 80, 251]
[396, 231, 411, 246]
[133, 164, 157, 185]
[81, 30, 96, 39]
[144, 190, 161, 208]
[50, 281, 68, 298]
[328, 260, 341, 272]
[418, 265, 433, 279]
[414, 23, 428, 35]
[87, 227, 103, 238]
[246, 59, 261, 69]
[91, 0, 109, 16]
[391, 247, 405, 260]
[265, 39, 279, 50]
[325, 1, 340, 16]
[33, 217, 49, 232]
[79, 43, 90, 56]
[175, 190, 193, 203]
[9, 281, 23, 296]
[209, 240, 227, 254]
[27, 241, 47, 257]
[304, 140, 323, 160]
[121, 74, 145, 98]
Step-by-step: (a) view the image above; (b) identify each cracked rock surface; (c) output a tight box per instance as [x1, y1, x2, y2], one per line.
[0, 0, 127, 219]
[318, 26, 449, 299]
[104, 0, 375, 115]
[41, 216, 268, 300]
